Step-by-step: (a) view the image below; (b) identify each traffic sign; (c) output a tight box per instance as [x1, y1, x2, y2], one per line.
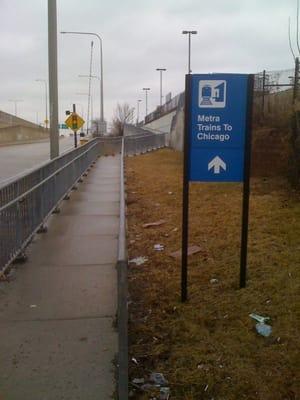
[59, 123, 68, 129]
[188, 74, 249, 182]
[65, 112, 85, 131]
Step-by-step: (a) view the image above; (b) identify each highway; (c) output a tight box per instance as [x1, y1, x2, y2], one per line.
[0, 136, 75, 186]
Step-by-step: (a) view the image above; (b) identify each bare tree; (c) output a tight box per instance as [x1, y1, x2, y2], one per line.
[111, 103, 135, 136]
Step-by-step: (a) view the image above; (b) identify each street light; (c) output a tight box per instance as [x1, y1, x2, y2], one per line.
[8, 99, 23, 116]
[142, 88, 150, 119]
[35, 79, 48, 128]
[48, 0, 59, 158]
[182, 30, 198, 74]
[136, 99, 142, 126]
[156, 68, 167, 107]
[60, 30, 105, 132]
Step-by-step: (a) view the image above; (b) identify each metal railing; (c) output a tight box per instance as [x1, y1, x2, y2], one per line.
[0, 139, 101, 274]
[95, 131, 167, 157]
[0, 133, 167, 274]
[125, 132, 166, 156]
[0, 139, 99, 204]
[117, 137, 128, 399]
[144, 92, 182, 124]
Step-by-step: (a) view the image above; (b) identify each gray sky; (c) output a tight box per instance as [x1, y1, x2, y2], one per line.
[0, 0, 297, 127]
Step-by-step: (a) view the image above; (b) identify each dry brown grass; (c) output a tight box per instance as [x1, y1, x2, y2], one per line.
[126, 148, 300, 400]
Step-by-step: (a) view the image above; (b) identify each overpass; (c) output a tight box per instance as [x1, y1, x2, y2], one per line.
[142, 92, 185, 151]
[0, 132, 166, 400]
[0, 110, 49, 145]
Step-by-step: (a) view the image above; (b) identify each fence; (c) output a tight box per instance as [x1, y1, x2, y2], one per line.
[0, 132, 167, 274]
[253, 59, 299, 122]
[0, 139, 101, 274]
[144, 92, 182, 124]
[125, 132, 166, 155]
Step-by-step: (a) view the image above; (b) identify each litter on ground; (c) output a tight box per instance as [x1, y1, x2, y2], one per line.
[249, 313, 271, 324]
[255, 322, 272, 337]
[169, 245, 202, 259]
[129, 256, 148, 266]
[142, 220, 166, 228]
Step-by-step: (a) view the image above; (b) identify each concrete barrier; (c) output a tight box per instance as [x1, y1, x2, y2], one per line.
[0, 125, 49, 145]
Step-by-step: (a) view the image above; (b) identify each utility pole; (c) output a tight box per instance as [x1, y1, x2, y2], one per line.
[293, 57, 299, 104]
[87, 41, 94, 136]
[48, 0, 59, 158]
[136, 99, 142, 126]
[156, 68, 167, 107]
[142, 88, 150, 120]
[8, 99, 23, 117]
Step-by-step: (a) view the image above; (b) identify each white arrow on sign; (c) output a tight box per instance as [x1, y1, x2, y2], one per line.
[208, 156, 226, 174]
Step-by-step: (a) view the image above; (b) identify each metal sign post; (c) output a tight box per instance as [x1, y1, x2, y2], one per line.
[72, 104, 78, 148]
[181, 74, 192, 302]
[65, 106, 85, 148]
[181, 73, 254, 301]
[240, 76, 254, 288]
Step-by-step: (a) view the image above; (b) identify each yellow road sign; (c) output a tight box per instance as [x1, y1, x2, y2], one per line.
[65, 112, 85, 131]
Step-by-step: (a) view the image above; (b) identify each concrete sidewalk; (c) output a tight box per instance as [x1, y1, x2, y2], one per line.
[0, 155, 120, 399]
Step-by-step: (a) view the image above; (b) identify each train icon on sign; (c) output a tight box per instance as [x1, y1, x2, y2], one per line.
[199, 80, 226, 108]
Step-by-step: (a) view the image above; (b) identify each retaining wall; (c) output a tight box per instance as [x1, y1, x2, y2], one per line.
[0, 125, 49, 145]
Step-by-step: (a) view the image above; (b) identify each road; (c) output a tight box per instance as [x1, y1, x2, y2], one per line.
[0, 136, 75, 186]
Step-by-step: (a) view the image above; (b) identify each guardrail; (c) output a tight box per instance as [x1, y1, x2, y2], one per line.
[0, 139, 101, 275]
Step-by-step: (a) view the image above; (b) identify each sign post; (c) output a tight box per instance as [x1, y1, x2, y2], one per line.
[181, 73, 254, 301]
[240, 76, 254, 288]
[181, 74, 192, 302]
[65, 105, 85, 148]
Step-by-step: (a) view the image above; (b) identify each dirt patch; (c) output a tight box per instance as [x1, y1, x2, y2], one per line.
[126, 149, 299, 400]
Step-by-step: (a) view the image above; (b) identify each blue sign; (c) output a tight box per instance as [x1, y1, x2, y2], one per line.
[188, 73, 249, 182]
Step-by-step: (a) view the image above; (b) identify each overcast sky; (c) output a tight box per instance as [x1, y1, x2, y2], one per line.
[0, 0, 297, 127]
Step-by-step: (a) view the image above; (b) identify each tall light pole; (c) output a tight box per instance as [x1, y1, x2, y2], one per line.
[76, 93, 93, 133]
[156, 68, 166, 107]
[60, 30, 105, 132]
[48, 0, 59, 158]
[8, 99, 23, 117]
[182, 30, 197, 74]
[86, 41, 94, 136]
[142, 88, 150, 119]
[136, 99, 142, 126]
[35, 79, 48, 128]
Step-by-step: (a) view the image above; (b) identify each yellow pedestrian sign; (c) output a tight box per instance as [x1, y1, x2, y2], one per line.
[65, 112, 85, 131]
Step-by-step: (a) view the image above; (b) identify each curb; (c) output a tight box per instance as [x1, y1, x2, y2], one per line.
[117, 259, 128, 399]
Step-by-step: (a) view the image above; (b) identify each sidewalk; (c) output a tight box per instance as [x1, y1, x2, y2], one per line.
[0, 155, 120, 399]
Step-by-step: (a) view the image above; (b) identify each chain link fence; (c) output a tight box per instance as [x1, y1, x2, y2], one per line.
[253, 60, 298, 126]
